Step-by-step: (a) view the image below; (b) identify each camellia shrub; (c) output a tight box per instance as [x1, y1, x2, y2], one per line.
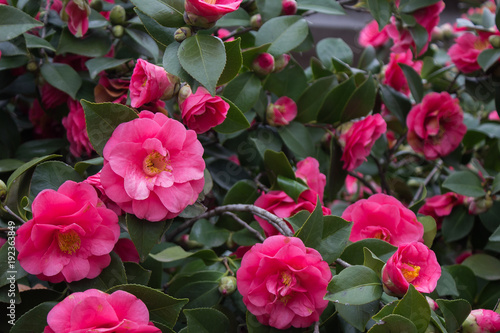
[2, 0, 500, 332]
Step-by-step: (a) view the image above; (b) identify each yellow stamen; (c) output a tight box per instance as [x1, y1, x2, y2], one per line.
[401, 263, 421, 283]
[281, 271, 292, 286]
[57, 230, 81, 255]
[204, 0, 217, 4]
[143, 151, 171, 176]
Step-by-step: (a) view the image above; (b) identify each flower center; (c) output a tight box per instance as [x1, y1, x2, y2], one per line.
[373, 230, 390, 242]
[204, 0, 217, 4]
[474, 38, 490, 51]
[143, 151, 171, 176]
[281, 271, 292, 286]
[401, 263, 421, 283]
[57, 230, 81, 255]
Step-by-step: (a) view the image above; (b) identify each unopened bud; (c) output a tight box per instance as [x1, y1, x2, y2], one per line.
[281, 0, 297, 15]
[321, 131, 333, 152]
[468, 196, 493, 215]
[178, 84, 192, 105]
[431, 26, 443, 41]
[489, 35, 500, 48]
[0, 179, 7, 200]
[250, 14, 262, 30]
[462, 309, 500, 333]
[162, 73, 181, 100]
[252, 53, 275, 76]
[110, 5, 126, 25]
[174, 26, 193, 43]
[426, 296, 438, 311]
[266, 96, 297, 126]
[441, 23, 454, 39]
[218, 276, 237, 296]
[112, 25, 124, 38]
[90, 0, 103, 12]
[183, 11, 215, 29]
[273, 54, 290, 73]
[26, 61, 38, 72]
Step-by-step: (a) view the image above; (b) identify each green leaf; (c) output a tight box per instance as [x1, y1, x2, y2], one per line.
[363, 247, 385, 278]
[418, 215, 437, 247]
[85, 57, 131, 80]
[214, 97, 250, 134]
[255, 16, 309, 56]
[317, 216, 352, 264]
[125, 28, 160, 62]
[172, 281, 220, 309]
[367, 0, 391, 28]
[163, 42, 192, 83]
[340, 239, 397, 268]
[29, 161, 83, 199]
[0, 4, 43, 42]
[341, 74, 377, 122]
[317, 38, 353, 69]
[328, 138, 348, 199]
[444, 265, 477, 304]
[217, 38, 242, 86]
[15, 138, 67, 160]
[379, 84, 413, 125]
[435, 269, 459, 297]
[23, 33, 55, 51]
[69, 252, 127, 292]
[326, 265, 383, 305]
[399, 63, 424, 103]
[368, 314, 418, 333]
[184, 308, 229, 333]
[316, 76, 356, 124]
[435, 299, 471, 333]
[107, 284, 188, 328]
[478, 49, 500, 72]
[10, 301, 57, 333]
[393, 285, 431, 333]
[178, 34, 226, 95]
[57, 29, 112, 57]
[295, 199, 324, 248]
[0, 243, 27, 288]
[40, 63, 82, 99]
[190, 219, 231, 247]
[150, 246, 220, 265]
[217, 180, 259, 230]
[81, 100, 138, 156]
[410, 23, 428, 55]
[126, 214, 167, 262]
[336, 301, 380, 332]
[277, 175, 308, 201]
[442, 171, 485, 198]
[217, 7, 250, 27]
[493, 173, 500, 195]
[222, 71, 262, 113]
[264, 60, 308, 100]
[441, 206, 474, 243]
[255, 0, 282, 22]
[130, 0, 185, 27]
[0, 158, 24, 173]
[296, 0, 345, 15]
[7, 154, 60, 189]
[124, 262, 152, 285]
[399, 0, 442, 13]
[241, 43, 271, 69]
[264, 150, 296, 184]
[461, 254, 500, 281]
[135, 8, 177, 47]
[278, 121, 314, 160]
[296, 75, 337, 123]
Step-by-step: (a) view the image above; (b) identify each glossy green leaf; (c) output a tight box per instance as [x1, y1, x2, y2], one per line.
[341, 74, 377, 122]
[23, 33, 55, 51]
[29, 161, 83, 199]
[150, 246, 220, 265]
[264, 150, 296, 184]
[15, 138, 67, 160]
[367, 0, 391, 28]
[241, 43, 271, 69]
[190, 219, 231, 247]
[255, 16, 309, 56]
[222, 72, 262, 112]
[441, 206, 474, 243]
[125, 28, 160, 62]
[278, 122, 314, 160]
[435, 299, 471, 333]
[74, 157, 104, 176]
[40, 63, 82, 100]
[478, 49, 500, 72]
[0, 158, 24, 173]
[214, 97, 250, 134]
[10, 301, 57, 333]
[85, 57, 131, 80]
[296, 75, 337, 123]
[163, 42, 192, 83]
[264, 60, 308, 100]
[399, 63, 424, 103]
[444, 265, 477, 303]
[217, 7, 250, 27]
[107, 284, 188, 328]
[442, 171, 485, 198]
[399, 0, 442, 13]
[336, 301, 380, 332]
[418, 215, 437, 248]
[328, 138, 348, 199]
[217, 38, 242, 86]
[379, 84, 412, 125]
[130, 0, 185, 27]
[126, 214, 167, 262]
[435, 268, 459, 297]
[326, 265, 383, 305]
[295, 200, 324, 248]
[0, 4, 43, 42]
[255, 0, 282, 22]
[317, 38, 353, 69]
[217, 180, 259, 230]
[410, 23, 428, 55]
[277, 175, 308, 201]
[178, 34, 226, 95]
[316, 76, 355, 124]
[58, 29, 112, 57]
[393, 285, 430, 333]
[368, 314, 418, 333]
[81, 100, 139, 156]
[493, 173, 500, 195]
[124, 262, 152, 285]
[296, 0, 345, 15]
[135, 8, 177, 47]
[340, 239, 397, 269]
[7, 154, 60, 189]
[363, 247, 385, 278]
[172, 281, 220, 309]
[372, 301, 399, 322]
[318, 216, 352, 264]
[461, 254, 500, 281]
[184, 308, 229, 333]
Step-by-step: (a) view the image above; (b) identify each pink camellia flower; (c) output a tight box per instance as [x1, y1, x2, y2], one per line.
[252, 53, 275, 76]
[29, 99, 64, 139]
[418, 192, 465, 228]
[383, 49, 423, 95]
[273, 54, 291, 73]
[341, 193, 424, 245]
[65, 0, 91, 38]
[295, 157, 326, 202]
[100, 111, 205, 222]
[113, 238, 140, 263]
[462, 309, 500, 333]
[83, 171, 122, 216]
[44, 289, 161, 333]
[15, 181, 120, 283]
[448, 31, 497, 73]
[130, 59, 180, 108]
[338, 114, 387, 172]
[281, 0, 297, 15]
[254, 190, 331, 237]
[407, 92, 467, 160]
[62, 99, 94, 157]
[266, 96, 297, 126]
[216, 28, 234, 41]
[41, 83, 69, 110]
[343, 174, 381, 201]
[488, 110, 500, 121]
[184, 0, 243, 26]
[382, 242, 441, 296]
[359, 20, 389, 48]
[180, 86, 229, 134]
[237, 235, 332, 330]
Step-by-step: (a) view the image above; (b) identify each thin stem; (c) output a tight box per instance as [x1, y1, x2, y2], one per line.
[223, 212, 265, 242]
[387, 130, 407, 158]
[222, 257, 234, 276]
[409, 160, 443, 206]
[2, 205, 26, 224]
[314, 321, 320, 333]
[347, 171, 376, 195]
[254, 173, 270, 192]
[221, 26, 253, 41]
[371, 155, 391, 195]
[335, 258, 352, 268]
[165, 204, 292, 241]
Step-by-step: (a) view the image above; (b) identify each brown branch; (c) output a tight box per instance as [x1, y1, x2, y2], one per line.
[223, 212, 265, 242]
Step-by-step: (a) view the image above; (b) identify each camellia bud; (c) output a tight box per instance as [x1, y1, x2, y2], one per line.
[250, 14, 262, 30]
[462, 309, 500, 333]
[281, 0, 297, 15]
[252, 53, 275, 76]
[112, 25, 124, 38]
[174, 26, 193, 43]
[110, 5, 126, 25]
[218, 276, 237, 296]
[161, 73, 181, 100]
[321, 131, 333, 152]
[273, 54, 291, 73]
[426, 296, 438, 311]
[0, 179, 7, 200]
[26, 61, 38, 72]
[266, 96, 297, 126]
[441, 23, 454, 39]
[178, 84, 193, 106]
[489, 35, 500, 48]
[468, 196, 493, 215]
[90, 0, 103, 12]
[183, 11, 215, 29]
